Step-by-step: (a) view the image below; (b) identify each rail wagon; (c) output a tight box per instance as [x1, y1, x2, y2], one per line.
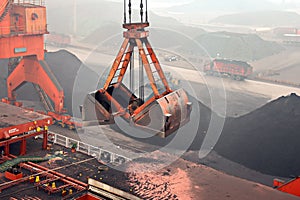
[204, 59, 253, 80]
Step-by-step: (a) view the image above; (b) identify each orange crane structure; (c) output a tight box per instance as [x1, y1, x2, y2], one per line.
[0, 0, 78, 129]
[82, 0, 192, 137]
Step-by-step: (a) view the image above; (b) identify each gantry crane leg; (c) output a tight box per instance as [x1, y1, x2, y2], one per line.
[6, 55, 64, 113]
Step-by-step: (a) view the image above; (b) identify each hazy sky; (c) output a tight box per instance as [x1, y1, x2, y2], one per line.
[108, 0, 300, 8]
[105, 0, 300, 24]
[108, 0, 192, 8]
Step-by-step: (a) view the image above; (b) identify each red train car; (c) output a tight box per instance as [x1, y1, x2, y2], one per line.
[204, 59, 253, 81]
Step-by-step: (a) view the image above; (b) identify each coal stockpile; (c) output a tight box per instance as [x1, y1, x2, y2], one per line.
[44, 50, 99, 116]
[0, 59, 8, 98]
[215, 93, 300, 177]
[194, 32, 284, 61]
[0, 59, 40, 101]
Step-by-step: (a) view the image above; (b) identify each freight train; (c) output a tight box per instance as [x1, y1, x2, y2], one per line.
[203, 59, 253, 81]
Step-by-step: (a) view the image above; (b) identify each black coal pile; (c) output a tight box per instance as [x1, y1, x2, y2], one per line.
[215, 93, 300, 177]
[0, 59, 40, 101]
[0, 59, 8, 98]
[44, 50, 99, 116]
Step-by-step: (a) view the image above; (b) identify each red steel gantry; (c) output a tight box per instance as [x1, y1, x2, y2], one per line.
[0, 0, 78, 129]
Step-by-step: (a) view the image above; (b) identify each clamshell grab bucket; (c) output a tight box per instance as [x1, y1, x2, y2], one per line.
[80, 3, 193, 138]
[81, 83, 191, 138]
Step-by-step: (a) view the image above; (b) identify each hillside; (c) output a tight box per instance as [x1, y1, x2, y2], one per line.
[168, 0, 278, 12]
[250, 47, 300, 84]
[46, 0, 205, 40]
[45, 0, 285, 62]
[191, 32, 284, 61]
[211, 11, 300, 27]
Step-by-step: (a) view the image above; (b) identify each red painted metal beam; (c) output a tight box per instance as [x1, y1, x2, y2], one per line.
[20, 137, 26, 155]
[0, 130, 48, 155]
[20, 162, 87, 192]
[24, 161, 88, 188]
[103, 38, 129, 90]
[6, 56, 64, 113]
[0, 130, 47, 146]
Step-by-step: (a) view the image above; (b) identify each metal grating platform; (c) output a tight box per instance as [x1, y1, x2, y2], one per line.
[0, 102, 52, 139]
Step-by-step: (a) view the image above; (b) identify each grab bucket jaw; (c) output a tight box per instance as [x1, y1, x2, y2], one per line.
[81, 84, 192, 138]
[132, 88, 192, 138]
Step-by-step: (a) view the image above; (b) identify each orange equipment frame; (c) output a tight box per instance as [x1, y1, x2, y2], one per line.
[82, 0, 191, 137]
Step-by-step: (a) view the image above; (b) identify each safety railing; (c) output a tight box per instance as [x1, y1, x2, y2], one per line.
[46, 131, 132, 165]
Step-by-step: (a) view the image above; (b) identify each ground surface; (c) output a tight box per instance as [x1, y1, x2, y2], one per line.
[1, 138, 298, 200]
[1, 47, 300, 199]
[122, 151, 298, 200]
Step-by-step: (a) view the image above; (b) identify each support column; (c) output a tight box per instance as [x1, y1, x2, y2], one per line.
[43, 131, 48, 150]
[4, 143, 9, 156]
[20, 138, 26, 155]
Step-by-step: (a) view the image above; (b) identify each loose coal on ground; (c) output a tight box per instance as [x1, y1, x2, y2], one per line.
[215, 93, 300, 178]
[118, 151, 298, 200]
